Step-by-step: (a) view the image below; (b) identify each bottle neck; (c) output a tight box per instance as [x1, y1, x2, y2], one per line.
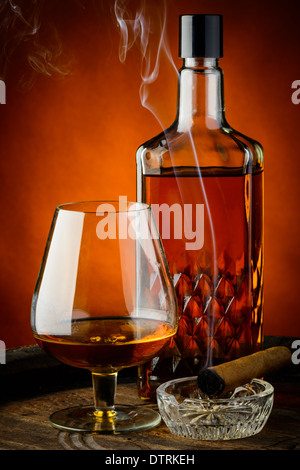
[177, 58, 225, 132]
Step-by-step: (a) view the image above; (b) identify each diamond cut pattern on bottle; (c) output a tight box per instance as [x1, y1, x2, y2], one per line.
[152, 248, 263, 376]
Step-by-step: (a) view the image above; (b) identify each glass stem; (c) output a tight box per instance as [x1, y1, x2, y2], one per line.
[92, 371, 117, 418]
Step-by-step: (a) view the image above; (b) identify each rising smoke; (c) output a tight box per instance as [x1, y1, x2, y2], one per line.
[113, 0, 177, 124]
[0, 0, 75, 87]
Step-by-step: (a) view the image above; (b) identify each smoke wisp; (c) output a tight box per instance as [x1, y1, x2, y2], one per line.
[113, 0, 177, 124]
[0, 0, 72, 87]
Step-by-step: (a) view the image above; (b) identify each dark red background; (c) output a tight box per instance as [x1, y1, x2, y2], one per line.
[1, 0, 300, 348]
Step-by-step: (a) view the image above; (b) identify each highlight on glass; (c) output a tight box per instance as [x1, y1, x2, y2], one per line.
[31, 200, 178, 433]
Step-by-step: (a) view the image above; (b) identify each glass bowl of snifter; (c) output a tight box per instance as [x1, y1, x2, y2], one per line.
[156, 346, 291, 440]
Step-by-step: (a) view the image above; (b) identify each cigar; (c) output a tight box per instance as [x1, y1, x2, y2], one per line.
[197, 346, 291, 397]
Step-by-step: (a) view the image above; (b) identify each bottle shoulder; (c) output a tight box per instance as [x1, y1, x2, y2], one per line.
[136, 124, 264, 176]
[223, 123, 264, 165]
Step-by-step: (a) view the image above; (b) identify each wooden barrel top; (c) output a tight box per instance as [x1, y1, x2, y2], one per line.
[0, 337, 299, 451]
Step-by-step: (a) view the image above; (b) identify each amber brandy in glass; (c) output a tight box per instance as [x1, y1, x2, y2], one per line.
[31, 201, 177, 431]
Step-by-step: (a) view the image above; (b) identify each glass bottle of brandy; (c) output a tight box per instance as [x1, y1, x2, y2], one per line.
[136, 14, 264, 401]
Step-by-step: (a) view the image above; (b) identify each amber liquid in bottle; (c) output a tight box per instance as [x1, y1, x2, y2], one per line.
[138, 169, 263, 400]
[34, 317, 175, 372]
[136, 15, 264, 401]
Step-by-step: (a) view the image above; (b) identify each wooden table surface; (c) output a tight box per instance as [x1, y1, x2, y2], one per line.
[0, 339, 299, 452]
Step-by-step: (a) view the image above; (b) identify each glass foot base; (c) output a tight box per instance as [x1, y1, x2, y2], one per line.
[49, 404, 161, 433]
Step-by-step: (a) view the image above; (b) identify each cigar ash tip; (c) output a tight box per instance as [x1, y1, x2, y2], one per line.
[197, 368, 225, 397]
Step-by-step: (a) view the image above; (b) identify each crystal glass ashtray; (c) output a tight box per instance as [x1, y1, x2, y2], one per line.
[156, 377, 274, 441]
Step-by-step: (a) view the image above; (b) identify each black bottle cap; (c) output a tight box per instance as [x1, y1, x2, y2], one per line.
[179, 14, 223, 58]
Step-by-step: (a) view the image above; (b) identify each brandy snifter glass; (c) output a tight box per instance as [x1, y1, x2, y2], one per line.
[31, 200, 177, 433]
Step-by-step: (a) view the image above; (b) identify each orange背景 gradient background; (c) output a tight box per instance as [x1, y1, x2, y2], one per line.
[1, 0, 300, 348]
